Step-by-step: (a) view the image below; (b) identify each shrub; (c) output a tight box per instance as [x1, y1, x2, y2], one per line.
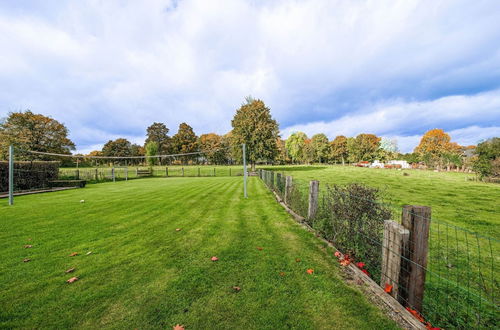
[0, 161, 60, 192]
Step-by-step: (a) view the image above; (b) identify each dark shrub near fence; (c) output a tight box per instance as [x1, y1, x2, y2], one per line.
[0, 161, 60, 192]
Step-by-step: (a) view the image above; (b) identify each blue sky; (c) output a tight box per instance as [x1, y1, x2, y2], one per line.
[0, 0, 499, 153]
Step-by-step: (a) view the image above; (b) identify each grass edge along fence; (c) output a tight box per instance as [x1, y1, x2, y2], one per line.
[259, 169, 498, 329]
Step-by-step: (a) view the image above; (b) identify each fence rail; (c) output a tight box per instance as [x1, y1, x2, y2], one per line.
[259, 169, 499, 329]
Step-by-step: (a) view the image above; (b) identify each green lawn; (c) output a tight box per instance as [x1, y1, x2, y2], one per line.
[0, 177, 397, 329]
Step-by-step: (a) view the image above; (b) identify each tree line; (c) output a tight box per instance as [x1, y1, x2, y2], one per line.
[0, 99, 498, 178]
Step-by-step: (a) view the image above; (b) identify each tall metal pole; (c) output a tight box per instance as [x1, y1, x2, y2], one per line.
[242, 143, 247, 198]
[8, 145, 14, 205]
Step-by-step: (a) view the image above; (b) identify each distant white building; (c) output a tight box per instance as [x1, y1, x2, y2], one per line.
[370, 160, 384, 168]
[386, 160, 411, 169]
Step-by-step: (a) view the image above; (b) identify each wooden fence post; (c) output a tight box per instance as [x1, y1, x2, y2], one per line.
[182, 167, 184, 177]
[76, 169, 80, 180]
[400, 205, 431, 313]
[95, 168, 98, 181]
[229, 168, 232, 176]
[125, 167, 128, 181]
[112, 167, 115, 182]
[284, 176, 292, 205]
[307, 180, 319, 220]
[198, 167, 200, 177]
[214, 168, 216, 176]
[166, 167, 168, 177]
[136, 168, 138, 177]
[380, 220, 409, 301]
[270, 171, 274, 189]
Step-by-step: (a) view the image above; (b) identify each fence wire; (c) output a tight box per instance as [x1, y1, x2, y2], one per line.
[259, 169, 499, 329]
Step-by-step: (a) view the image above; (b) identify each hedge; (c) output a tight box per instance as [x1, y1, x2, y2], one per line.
[0, 161, 60, 192]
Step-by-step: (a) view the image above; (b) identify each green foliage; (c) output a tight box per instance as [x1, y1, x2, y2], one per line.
[311, 133, 330, 163]
[285, 132, 307, 163]
[199, 133, 229, 164]
[0, 110, 75, 160]
[0, 161, 60, 191]
[330, 135, 349, 165]
[145, 141, 159, 166]
[349, 134, 381, 162]
[473, 137, 500, 178]
[102, 138, 133, 157]
[172, 123, 198, 161]
[231, 98, 279, 169]
[145, 122, 171, 154]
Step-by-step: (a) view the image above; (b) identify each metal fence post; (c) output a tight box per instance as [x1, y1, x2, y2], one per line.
[8, 145, 14, 205]
[125, 167, 128, 181]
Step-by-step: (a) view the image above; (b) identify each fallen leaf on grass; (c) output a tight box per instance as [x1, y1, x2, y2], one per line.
[256, 247, 263, 251]
[86, 251, 92, 255]
[232, 286, 241, 292]
[356, 262, 365, 269]
[295, 258, 301, 263]
[279, 272, 286, 277]
[23, 258, 31, 262]
[69, 252, 78, 257]
[176, 228, 182, 232]
[384, 283, 393, 293]
[211, 256, 218, 261]
[334, 251, 341, 258]
[65, 268, 76, 273]
[173, 325, 185, 330]
[306, 269, 314, 274]
[406, 307, 425, 323]
[339, 259, 350, 266]
[66, 277, 79, 283]
[361, 269, 371, 277]
[24, 245, 32, 248]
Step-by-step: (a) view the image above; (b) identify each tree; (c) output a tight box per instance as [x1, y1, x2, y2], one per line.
[311, 133, 330, 163]
[285, 132, 307, 163]
[102, 138, 133, 157]
[199, 133, 229, 164]
[0, 110, 75, 160]
[302, 139, 316, 164]
[145, 141, 159, 166]
[172, 123, 198, 162]
[275, 137, 290, 164]
[145, 122, 171, 154]
[472, 137, 500, 179]
[231, 98, 279, 170]
[414, 129, 460, 168]
[351, 134, 381, 162]
[378, 138, 399, 162]
[330, 135, 349, 165]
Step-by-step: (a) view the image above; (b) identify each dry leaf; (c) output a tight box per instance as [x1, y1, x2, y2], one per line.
[65, 268, 76, 273]
[23, 258, 31, 262]
[211, 256, 218, 261]
[339, 259, 350, 266]
[173, 325, 185, 330]
[334, 251, 341, 258]
[86, 251, 92, 255]
[176, 228, 182, 232]
[69, 252, 78, 257]
[24, 245, 32, 248]
[295, 258, 301, 262]
[232, 286, 241, 292]
[279, 272, 285, 277]
[306, 269, 314, 274]
[356, 262, 365, 269]
[384, 283, 393, 293]
[256, 247, 263, 251]
[66, 277, 78, 283]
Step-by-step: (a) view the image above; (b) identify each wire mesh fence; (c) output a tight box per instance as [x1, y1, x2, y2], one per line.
[259, 169, 499, 329]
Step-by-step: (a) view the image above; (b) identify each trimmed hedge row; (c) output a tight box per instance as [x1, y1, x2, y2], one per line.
[0, 161, 60, 192]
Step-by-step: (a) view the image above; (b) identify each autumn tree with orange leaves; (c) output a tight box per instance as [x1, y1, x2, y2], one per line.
[414, 129, 462, 168]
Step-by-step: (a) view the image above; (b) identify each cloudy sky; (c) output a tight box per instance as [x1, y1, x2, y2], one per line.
[0, 0, 499, 153]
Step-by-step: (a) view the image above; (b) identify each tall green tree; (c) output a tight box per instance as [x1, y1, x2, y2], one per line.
[472, 137, 500, 179]
[172, 123, 198, 162]
[145, 122, 171, 154]
[330, 135, 349, 165]
[145, 141, 159, 166]
[231, 98, 279, 170]
[199, 133, 229, 164]
[350, 133, 381, 162]
[102, 138, 133, 157]
[0, 110, 75, 160]
[285, 132, 307, 163]
[311, 133, 330, 163]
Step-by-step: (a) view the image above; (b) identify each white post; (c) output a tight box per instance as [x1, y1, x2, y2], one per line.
[8, 145, 14, 206]
[242, 143, 247, 198]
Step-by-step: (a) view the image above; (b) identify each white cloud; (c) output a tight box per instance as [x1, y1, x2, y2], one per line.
[0, 0, 499, 152]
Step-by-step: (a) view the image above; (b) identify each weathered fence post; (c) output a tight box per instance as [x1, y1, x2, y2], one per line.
[214, 168, 216, 176]
[182, 167, 184, 177]
[136, 168, 139, 178]
[198, 167, 200, 177]
[76, 169, 80, 180]
[270, 171, 274, 189]
[125, 167, 128, 181]
[229, 168, 232, 176]
[8, 145, 13, 205]
[399, 205, 431, 312]
[166, 167, 168, 177]
[112, 167, 115, 182]
[380, 220, 409, 300]
[95, 168, 98, 181]
[284, 176, 292, 205]
[307, 180, 319, 220]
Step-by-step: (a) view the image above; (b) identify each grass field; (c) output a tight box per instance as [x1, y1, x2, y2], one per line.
[0, 177, 397, 329]
[265, 165, 500, 238]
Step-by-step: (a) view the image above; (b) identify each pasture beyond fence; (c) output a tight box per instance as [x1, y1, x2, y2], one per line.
[259, 169, 498, 329]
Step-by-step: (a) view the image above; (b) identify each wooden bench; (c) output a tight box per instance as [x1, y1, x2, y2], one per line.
[49, 180, 87, 188]
[136, 169, 152, 177]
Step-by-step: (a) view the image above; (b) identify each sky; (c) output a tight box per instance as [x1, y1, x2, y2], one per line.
[0, 0, 499, 154]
